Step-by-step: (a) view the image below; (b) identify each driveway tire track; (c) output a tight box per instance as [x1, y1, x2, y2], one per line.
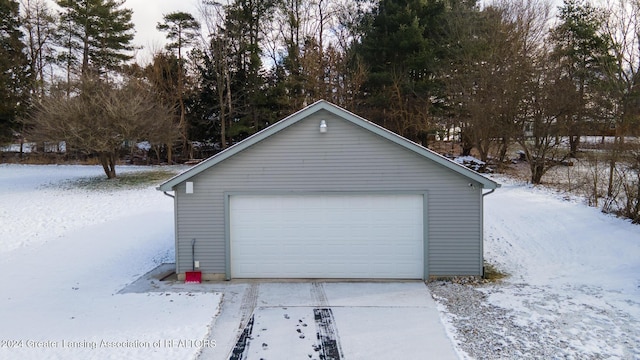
[229, 314, 255, 360]
[238, 283, 259, 329]
[311, 283, 343, 360]
[227, 283, 259, 359]
[313, 308, 344, 360]
[311, 282, 329, 307]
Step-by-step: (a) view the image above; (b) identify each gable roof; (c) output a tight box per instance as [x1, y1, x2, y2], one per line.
[157, 100, 500, 191]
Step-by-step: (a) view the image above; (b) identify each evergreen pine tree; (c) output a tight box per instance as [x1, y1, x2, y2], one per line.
[0, 0, 30, 144]
[56, 0, 134, 78]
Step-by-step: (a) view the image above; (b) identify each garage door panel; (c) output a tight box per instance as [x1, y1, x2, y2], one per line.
[230, 194, 424, 279]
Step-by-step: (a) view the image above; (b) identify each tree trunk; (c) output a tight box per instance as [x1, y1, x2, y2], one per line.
[477, 140, 489, 162]
[569, 135, 580, 158]
[461, 131, 473, 156]
[607, 155, 616, 198]
[99, 152, 117, 179]
[607, 135, 621, 198]
[226, 69, 232, 141]
[218, 85, 226, 150]
[498, 137, 509, 163]
[634, 173, 640, 223]
[153, 145, 161, 164]
[531, 161, 545, 184]
[82, 1, 90, 76]
[179, 97, 189, 159]
[19, 134, 24, 160]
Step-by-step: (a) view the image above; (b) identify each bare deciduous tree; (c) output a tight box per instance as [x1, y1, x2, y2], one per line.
[448, 0, 550, 164]
[516, 63, 572, 184]
[501, 0, 574, 184]
[601, 0, 640, 199]
[29, 76, 176, 178]
[20, 0, 57, 97]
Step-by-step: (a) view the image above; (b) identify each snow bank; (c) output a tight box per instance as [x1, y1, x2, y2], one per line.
[479, 176, 640, 358]
[454, 156, 491, 173]
[0, 165, 220, 360]
[430, 175, 640, 359]
[484, 176, 640, 294]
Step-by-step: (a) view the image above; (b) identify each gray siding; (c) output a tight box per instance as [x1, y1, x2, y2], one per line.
[174, 109, 483, 277]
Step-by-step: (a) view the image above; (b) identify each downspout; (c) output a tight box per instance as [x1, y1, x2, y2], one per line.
[482, 188, 496, 197]
[163, 191, 175, 199]
[160, 188, 178, 276]
[481, 185, 498, 278]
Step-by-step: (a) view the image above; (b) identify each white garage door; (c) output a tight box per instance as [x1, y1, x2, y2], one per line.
[230, 194, 424, 279]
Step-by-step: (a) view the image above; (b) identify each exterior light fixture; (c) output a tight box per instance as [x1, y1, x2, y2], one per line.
[319, 120, 328, 133]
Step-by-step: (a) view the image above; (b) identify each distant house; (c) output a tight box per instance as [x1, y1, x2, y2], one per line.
[158, 101, 500, 280]
[0, 141, 65, 154]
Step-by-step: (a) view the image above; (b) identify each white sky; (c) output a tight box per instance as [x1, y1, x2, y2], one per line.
[42, 0, 569, 65]
[125, 0, 201, 63]
[44, 0, 202, 64]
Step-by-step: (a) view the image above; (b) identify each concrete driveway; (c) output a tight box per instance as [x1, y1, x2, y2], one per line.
[196, 281, 459, 360]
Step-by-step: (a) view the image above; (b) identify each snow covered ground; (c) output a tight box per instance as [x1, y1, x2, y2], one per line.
[0, 165, 221, 360]
[1, 165, 639, 359]
[430, 176, 640, 359]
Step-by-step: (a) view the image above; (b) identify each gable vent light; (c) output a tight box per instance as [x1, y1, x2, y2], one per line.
[319, 119, 328, 133]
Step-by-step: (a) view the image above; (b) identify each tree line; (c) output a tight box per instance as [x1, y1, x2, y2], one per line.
[0, 0, 639, 214]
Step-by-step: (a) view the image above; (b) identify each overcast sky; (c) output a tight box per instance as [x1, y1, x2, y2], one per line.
[43, 0, 202, 63]
[44, 0, 567, 64]
[125, 0, 201, 62]
[125, 0, 565, 63]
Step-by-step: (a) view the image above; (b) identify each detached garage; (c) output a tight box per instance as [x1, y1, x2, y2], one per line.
[157, 100, 499, 280]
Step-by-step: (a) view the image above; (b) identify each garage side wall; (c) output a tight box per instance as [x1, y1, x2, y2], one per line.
[174, 110, 483, 277]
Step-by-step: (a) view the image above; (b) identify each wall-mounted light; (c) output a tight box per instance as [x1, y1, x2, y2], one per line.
[186, 182, 194, 194]
[319, 120, 328, 133]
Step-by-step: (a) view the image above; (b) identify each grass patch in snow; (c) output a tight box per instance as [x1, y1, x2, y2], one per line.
[483, 262, 508, 282]
[60, 168, 178, 190]
[429, 263, 508, 285]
